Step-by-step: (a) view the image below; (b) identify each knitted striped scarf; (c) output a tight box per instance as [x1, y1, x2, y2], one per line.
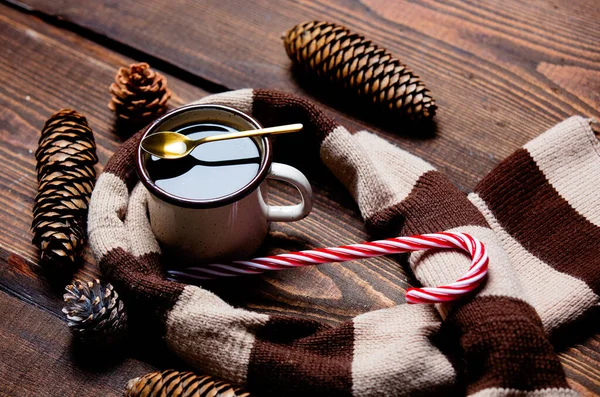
[88, 89, 599, 396]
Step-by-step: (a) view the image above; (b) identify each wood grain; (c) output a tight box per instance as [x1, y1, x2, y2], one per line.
[0, 289, 158, 397]
[0, 0, 598, 395]
[10, 0, 600, 193]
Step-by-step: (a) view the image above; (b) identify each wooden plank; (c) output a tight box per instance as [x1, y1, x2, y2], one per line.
[0, 290, 159, 397]
[0, 3, 411, 330]
[561, 336, 600, 397]
[9, 0, 600, 193]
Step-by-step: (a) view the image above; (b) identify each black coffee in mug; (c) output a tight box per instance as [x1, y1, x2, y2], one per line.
[145, 122, 261, 200]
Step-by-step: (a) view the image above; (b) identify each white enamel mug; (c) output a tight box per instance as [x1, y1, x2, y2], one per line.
[136, 104, 313, 264]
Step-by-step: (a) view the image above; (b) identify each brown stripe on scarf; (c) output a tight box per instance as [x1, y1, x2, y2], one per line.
[100, 248, 184, 334]
[366, 170, 489, 236]
[102, 129, 145, 191]
[253, 89, 340, 169]
[448, 296, 569, 394]
[248, 317, 354, 396]
[252, 89, 338, 144]
[476, 148, 600, 295]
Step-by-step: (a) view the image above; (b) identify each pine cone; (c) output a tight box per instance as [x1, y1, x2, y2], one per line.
[125, 370, 252, 397]
[32, 109, 97, 270]
[283, 21, 436, 120]
[63, 279, 127, 343]
[109, 62, 171, 126]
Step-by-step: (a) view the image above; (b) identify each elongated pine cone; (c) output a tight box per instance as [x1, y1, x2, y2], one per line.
[32, 109, 97, 270]
[63, 279, 127, 343]
[125, 370, 252, 397]
[109, 62, 171, 126]
[284, 21, 436, 120]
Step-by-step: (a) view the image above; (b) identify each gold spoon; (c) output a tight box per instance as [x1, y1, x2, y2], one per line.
[141, 123, 303, 159]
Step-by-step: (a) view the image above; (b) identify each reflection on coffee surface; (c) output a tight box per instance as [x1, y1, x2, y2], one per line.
[145, 122, 261, 200]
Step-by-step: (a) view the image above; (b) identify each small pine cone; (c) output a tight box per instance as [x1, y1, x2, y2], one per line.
[63, 279, 127, 343]
[32, 109, 98, 270]
[125, 370, 252, 397]
[109, 62, 171, 126]
[284, 21, 436, 120]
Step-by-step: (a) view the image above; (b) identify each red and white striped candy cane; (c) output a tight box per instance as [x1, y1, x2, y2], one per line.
[166, 232, 489, 304]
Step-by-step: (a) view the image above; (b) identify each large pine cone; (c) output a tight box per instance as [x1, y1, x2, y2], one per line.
[109, 62, 171, 126]
[125, 370, 252, 397]
[32, 109, 97, 270]
[284, 21, 436, 120]
[63, 279, 127, 343]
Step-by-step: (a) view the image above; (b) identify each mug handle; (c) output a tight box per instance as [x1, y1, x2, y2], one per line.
[264, 163, 313, 222]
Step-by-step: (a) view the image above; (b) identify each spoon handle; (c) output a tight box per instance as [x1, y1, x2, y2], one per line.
[198, 123, 303, 145]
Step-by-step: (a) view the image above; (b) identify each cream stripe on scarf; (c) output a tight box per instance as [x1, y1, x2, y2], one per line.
[125, 183, 161, 257]
[165, 286, 270, 385]
[351, 304, 455, 396]
[88, 172, 130, 257]
[409, 225, 528, 304]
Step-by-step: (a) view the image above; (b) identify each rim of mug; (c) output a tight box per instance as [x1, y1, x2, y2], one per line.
[136, 104, 272, 209]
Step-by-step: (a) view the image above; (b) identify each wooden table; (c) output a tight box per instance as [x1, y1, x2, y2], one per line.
[1, 1, 598, 395]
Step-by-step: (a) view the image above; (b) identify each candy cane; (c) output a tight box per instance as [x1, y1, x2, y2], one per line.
[166, 232, 489, 304]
